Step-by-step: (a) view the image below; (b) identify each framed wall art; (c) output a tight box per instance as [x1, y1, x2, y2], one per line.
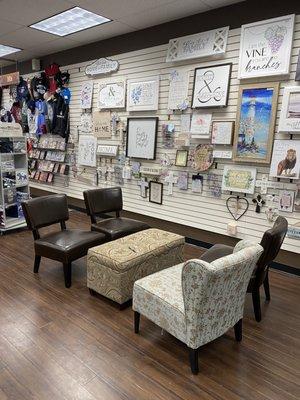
[167, 69, 189, 110]
[149, 181, 163, 204]
[98, 80, 126, 109]
[222, 165, 257, 194]
[93, 111, 111, 138]
[238, 14, 295, 79]
[192, 63, 232, 108]
[78, 136, 97, 167]
[127, 76, 159, 111]
[126, 117, 158, 160]
[233, 83, 279, 164]
[190, 112, 212, 138]
[278, 190, 295, 213]
[192, 144, 214, 171]
[270, 139, 300, 179]
[211, 120, 234, 145]
[80, 81, 93, 109]
[278, 87, 300, 133]
[175, 150, 188, 167]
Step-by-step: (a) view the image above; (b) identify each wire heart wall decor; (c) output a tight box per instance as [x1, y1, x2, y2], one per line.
[226, 196, 249, 221]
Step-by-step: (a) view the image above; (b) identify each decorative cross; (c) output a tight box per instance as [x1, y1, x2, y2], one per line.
[138, 177, 149, 198]
[252, 194, 265, 213]
[164, 171, 178, 195]
[111, 113, 119, 135]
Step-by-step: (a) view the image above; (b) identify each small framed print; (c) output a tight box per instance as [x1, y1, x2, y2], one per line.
[192, 63, 232, 108]
[270, 139, 300, 179]
[149, 181, 163, 204]
[278, 87, 300, 133]
[190, 112, 212, 138]
[211, 121, 234, 145]
[278, 190, 295, 212]
[127, 76, 159, 111]
[222, 165, 257, 194]
[126, 117, 158, 160]
[175, 150, 188, 167]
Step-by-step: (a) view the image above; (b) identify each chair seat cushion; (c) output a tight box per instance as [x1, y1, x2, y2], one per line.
[133, 263, 186, 343]
[35, 230, 106, 263]
[91, 217, 149, 240]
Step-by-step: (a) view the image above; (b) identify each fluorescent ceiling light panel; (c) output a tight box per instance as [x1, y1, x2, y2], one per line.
[30, 7, 111, 37]
[0, 44, 21, 58]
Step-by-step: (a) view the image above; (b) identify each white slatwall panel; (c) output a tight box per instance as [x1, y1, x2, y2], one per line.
[4, 17, 300, 253]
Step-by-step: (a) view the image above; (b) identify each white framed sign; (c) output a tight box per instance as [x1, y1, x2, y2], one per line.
[167, 69, 189, 110]
[80, 81, 93, 109]
[192, 63, 232, 108]
[166, 27, 229, 62]
[126, 117, 158, 160]
[278, 87, 300, 133]
[127, 76, 159, 111]
[270, 139, 300, 180]
[211, 120, 234, 145]
[97, 144, 118, 157]
[85, 58, 119, 76]
[238, 14, 295, 79]
[222, 165, 257, 194]
[213, 150, 232, 159]
[98, 80, 126, 109]
[190, 112, 212, 138]
[78, 136, 97, 167]
[140, 166, 162, 176]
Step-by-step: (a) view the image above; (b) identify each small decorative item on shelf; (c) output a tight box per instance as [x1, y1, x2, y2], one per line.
[252, 194, 265, 213]
[227, 221, 238, 236]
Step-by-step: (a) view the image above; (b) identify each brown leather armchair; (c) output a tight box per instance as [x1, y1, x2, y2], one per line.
[199, 216, 288, 321]
[22, 194, 107, 288]
[83, 187, 149, 240]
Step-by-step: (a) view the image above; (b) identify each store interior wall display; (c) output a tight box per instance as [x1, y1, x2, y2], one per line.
[0, 0, 299, 397]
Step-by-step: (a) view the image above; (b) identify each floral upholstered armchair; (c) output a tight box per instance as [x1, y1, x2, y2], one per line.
[132, 240, 263, 374]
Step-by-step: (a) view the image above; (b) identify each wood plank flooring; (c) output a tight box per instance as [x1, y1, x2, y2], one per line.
[0, 210, 299, 400]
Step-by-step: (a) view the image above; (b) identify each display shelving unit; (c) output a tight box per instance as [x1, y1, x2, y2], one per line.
[0, 136, 29, 234]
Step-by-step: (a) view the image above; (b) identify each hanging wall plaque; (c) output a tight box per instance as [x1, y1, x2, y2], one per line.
[167, 69, 189, 110]
[98, 80, 126, 109]
[222, 165, 257, 194]
[80, 81, 93, 109]
[193, 144, 214, 171]
[93, 111, 111, 138]
[85, 58, 119, 76]
[97, 144, 118, 157]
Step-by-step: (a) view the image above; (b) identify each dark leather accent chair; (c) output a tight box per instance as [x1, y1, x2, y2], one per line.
[83, 187, 149, 240]
[22, 194, 107, 288]
[199, 216, 288, 322]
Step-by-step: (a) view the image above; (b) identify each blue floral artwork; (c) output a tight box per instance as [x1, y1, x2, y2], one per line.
[131, 85, 142, 104]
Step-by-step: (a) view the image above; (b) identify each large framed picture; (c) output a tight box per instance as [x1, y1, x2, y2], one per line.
[127, 76, 159, 111]
[278, 87, 300, 133]
[149, 181, 163, 204]
[126, 117, 158, 160]
[270, 139, 300, 179]
[233, 83, 279, 164]
[238, 14, 295, 79]
[222, 165, 257, 194]
[192, 63, 232, 108]
[98, 80, 126, 109]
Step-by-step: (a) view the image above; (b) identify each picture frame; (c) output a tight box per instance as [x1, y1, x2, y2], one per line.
[269, 139, 300, 179]
[192, 63, 232, 108]
[278, 190, 295, 213]
[233, 83, 279, 164]
[127, 76, 159, 111]
[278, 86, 300, 133]
[78, 136, 97, 167]
[98, 80, 126, 109]
[211, 120, 234, 145]
[190, 112, 212, 138]
[238, 14, 295, 79]
[222, 165, 257, 194]
[126, 117, 158, 160]
[149, 181, 163, 205]
[175, 150, 188, 167]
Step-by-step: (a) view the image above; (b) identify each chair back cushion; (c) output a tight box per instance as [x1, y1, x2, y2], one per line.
[182, 242, 263, 349]
[84, 187, 123, 216]
[22, 194, 69, 230]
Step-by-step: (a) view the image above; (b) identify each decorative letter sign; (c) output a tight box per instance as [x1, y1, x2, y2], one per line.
[85, 58, 119, 76]
[238, 14, 295, 79]
[166, 27, 229, 62]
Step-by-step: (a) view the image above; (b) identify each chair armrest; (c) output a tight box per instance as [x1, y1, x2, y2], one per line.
[199, 244, 234, 263]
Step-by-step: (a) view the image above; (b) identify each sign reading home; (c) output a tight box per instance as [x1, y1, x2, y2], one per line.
[166, 27, 229, 62]
[85, 58, 119, 76]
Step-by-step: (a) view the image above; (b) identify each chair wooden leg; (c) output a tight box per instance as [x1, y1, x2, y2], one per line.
[234, 318, 243, 342]
[89, 288, 95, 296]
[33, 255, 41, 273]
[263, 272, 271, 301]
[134, 311, 140, 334]
[188, 347, 199, 375]
[252, 288, 261, 322]
[63, 263, 72, 288]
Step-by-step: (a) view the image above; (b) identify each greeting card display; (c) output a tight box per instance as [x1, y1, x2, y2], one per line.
[211, 121, 234, 145]
[167, 69, 189, 110]
[80, 81, 93, 109]
[192, 63, 231, 108]
[238, 14, 295, 79]
[98, 80, 126, 109]
[222, 165, 257, 194]
[190, 112, 212, 138]
[127, 76, 159, 111]
[270, 139, 300, 179]
[126, 117, 158, 160]
[278, 87, 300, 133]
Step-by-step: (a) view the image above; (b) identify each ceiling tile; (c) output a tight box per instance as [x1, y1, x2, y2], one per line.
[27, 38, 80, 57]
[0, 27, 57, 49]
[0, 19, 23, 36]
[203, 0, 242, 9]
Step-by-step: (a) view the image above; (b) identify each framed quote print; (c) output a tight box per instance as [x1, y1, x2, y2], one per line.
[233, 83, 279, 164]
[98, 80, 126, 109]
[278, 87, 300, 133]
[222, 165, 257, 194]
[211, 121, 234, 145]
[192, 63, 232, 108]
[238, 14, 295, 79]
[126, 117, 158, 160]
[149, 181, 163, 204]
[127, 76, 159, 111]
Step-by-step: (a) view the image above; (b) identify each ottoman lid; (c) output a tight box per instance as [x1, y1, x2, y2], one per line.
[88, 228, 184, 272]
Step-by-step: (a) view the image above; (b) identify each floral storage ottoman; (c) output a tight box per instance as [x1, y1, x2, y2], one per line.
[87, 228, 185, 305]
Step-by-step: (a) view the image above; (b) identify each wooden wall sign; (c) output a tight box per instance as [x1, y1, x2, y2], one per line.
[85, 58, 119, 76]
[140, 166, 162, 176]
[0, 71, 19, 86]
[96, 144, 118, 157]
[166, 27, 229, 62]
[93, 111, 111, 138]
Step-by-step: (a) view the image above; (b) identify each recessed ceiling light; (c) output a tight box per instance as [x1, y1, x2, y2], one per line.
[29, 7, 111, 37]
[0, 44, 21, 58]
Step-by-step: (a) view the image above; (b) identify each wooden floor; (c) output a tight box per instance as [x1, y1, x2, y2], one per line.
[0, 210, 299, 400]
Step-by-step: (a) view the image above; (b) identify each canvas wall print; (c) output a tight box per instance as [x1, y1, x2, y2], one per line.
[78, 136, 97, 167]
[190, 112, 212, 138]
[238, 14, 295, 79]
[192, 63, 232, 108]
[126, 117, 158, 160]
[80, 81, 93, 109]
[127, 76, 159, 111]
[93, 111, 111, 138]
[167, 69, 189, 110]
[270, 139, 300, 179]
[222, 165, 257, 194]
[233, 83, 278, 164]
[278, 87, 300, 133]
[211, 121, 234, 145]
[98, 80, 126, 109]
[149, 181, 163, 204]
